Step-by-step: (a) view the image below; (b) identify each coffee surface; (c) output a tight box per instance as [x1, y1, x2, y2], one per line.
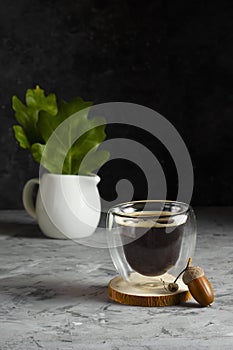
[118, 212, 185, 276]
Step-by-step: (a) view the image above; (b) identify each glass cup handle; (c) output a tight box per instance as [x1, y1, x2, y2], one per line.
[22, 178, 39, 219]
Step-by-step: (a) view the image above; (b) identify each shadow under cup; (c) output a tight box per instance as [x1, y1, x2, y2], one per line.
[108, 201, 194, 280]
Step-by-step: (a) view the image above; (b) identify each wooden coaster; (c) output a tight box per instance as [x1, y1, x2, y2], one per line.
[108, 273, 191, 307]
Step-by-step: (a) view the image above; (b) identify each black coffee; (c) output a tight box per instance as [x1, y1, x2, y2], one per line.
[119, 213, 184, 276]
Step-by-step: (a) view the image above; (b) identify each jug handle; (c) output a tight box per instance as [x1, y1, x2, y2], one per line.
[22, 178, 39, 219]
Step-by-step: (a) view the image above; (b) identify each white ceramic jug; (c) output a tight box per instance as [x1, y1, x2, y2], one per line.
[23, 173, 101, 239]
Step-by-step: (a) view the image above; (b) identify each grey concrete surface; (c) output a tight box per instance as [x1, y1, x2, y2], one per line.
[0, 208, 232, 349]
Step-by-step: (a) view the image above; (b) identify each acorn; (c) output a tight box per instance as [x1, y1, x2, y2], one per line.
[166, 258, 214, 307]
[167, 282, 179, 293]
[182, 266, 214, 307]
[167, 257, 192, 293]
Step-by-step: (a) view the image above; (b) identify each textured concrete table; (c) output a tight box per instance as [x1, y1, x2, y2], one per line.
[0, 208, 232, 349]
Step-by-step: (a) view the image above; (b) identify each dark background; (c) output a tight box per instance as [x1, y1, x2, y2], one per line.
[0, 0, 233, 208]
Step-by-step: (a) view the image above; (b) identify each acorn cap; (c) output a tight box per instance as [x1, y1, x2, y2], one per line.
[182, 266, 204, 285]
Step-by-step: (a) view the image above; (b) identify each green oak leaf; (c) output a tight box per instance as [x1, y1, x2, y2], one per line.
[30, 143, 45, 164]
[62, 121, 109, 175]
[31, 143, 61, 174]
[12, 86, 110, 175]
[79, 149, 110, 175]
[12, 85, 57, 145]
[25, 85, 57, 115]
[13, 125, 30, 149]
[37, 97, 92, 143]
[37, 98, 108, 174]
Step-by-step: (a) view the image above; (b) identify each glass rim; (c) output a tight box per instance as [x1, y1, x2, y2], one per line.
[108, 199, 191, 219]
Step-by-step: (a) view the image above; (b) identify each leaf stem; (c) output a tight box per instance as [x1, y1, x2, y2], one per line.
[173, 257, 192, 283]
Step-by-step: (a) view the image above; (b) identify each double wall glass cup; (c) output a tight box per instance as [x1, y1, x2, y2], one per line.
[107, 200, 196, 295]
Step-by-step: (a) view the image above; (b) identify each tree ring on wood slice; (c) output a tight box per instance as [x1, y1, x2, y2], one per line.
[108, 272, 191, 307]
